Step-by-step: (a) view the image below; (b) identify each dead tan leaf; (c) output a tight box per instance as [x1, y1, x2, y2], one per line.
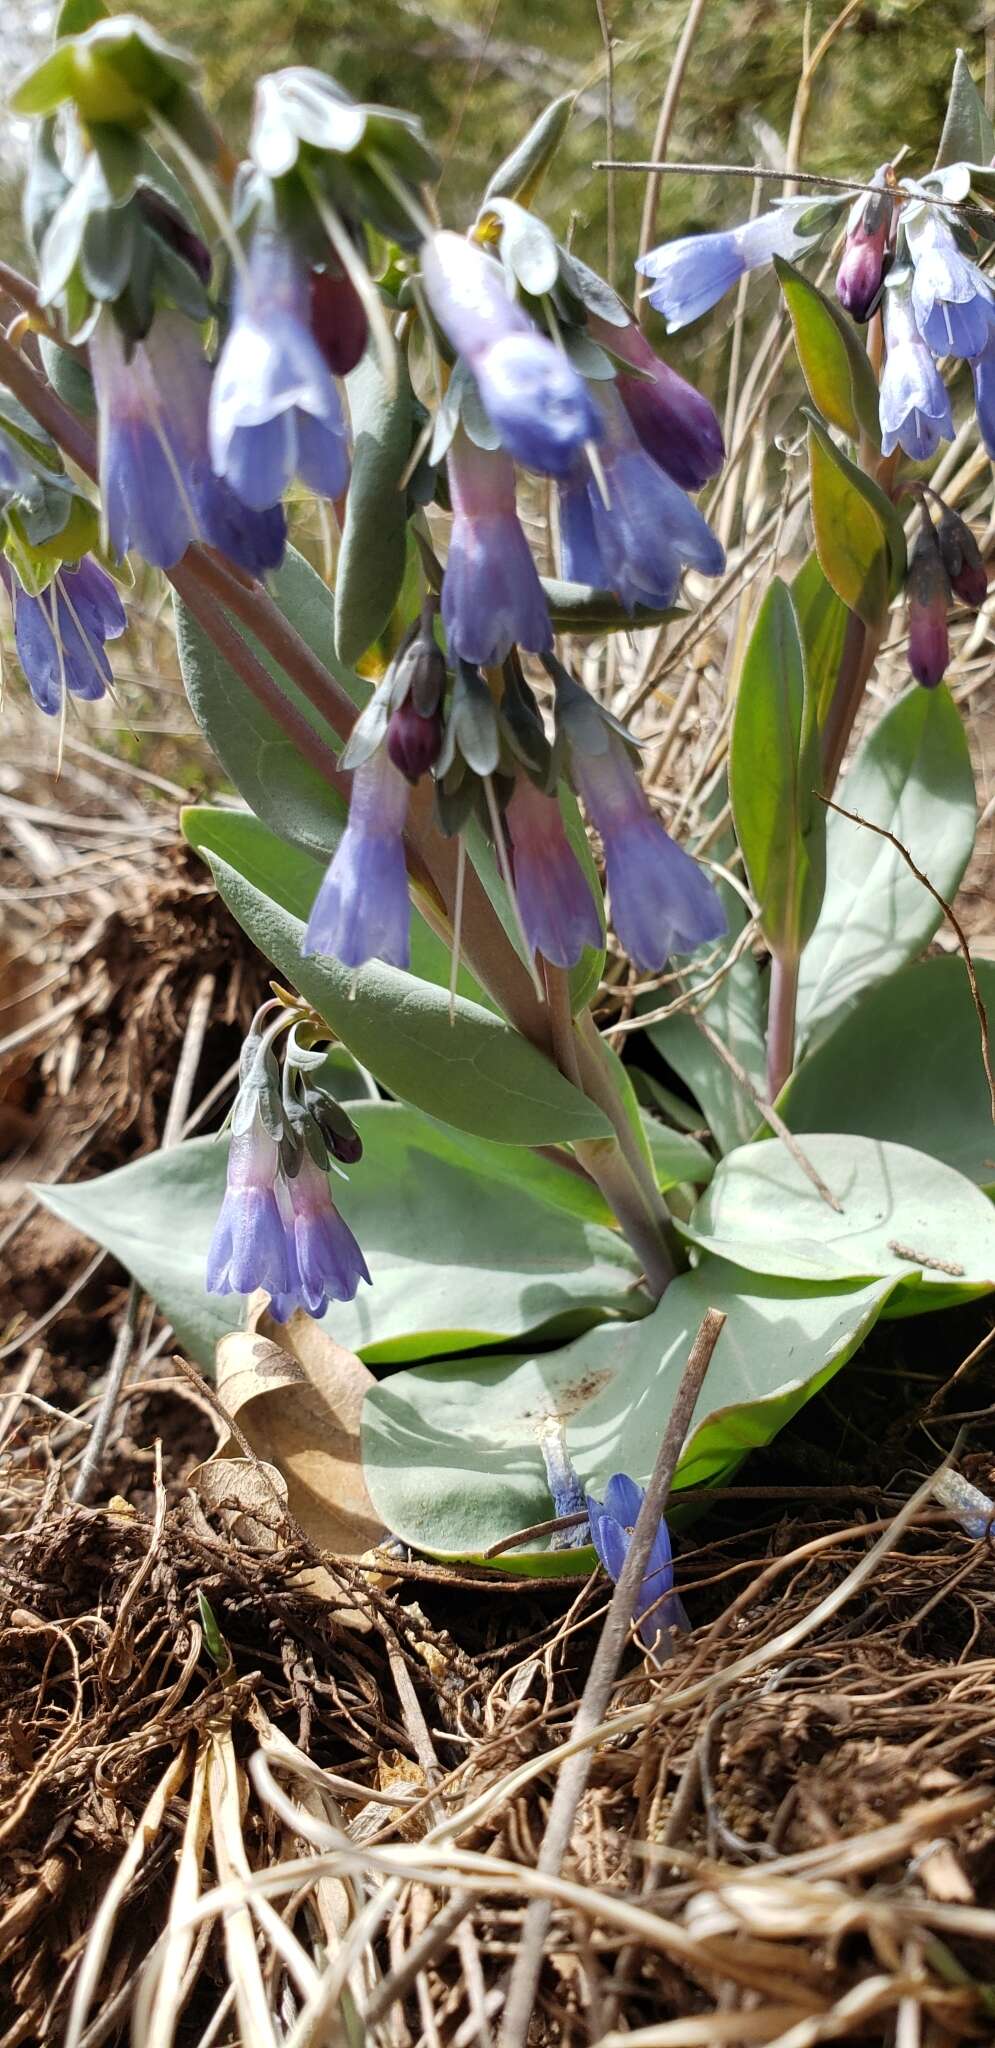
[206, 1313, 384, 1557]
[190, 1457, 289, 1550]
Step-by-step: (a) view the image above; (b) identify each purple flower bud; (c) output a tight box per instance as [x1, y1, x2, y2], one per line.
[836, 176, 894, 322]
[210, 227, 350, 510]
[386, 695, 443, 782]
[505, 772, 602, 968]
[570, 728, 725, 972]
[272, 1154, 370, 1320]
[310, 264, 369, 377]
[206, 1115, 292, 1301]
[420, 229, 531, 360]
[90, 309, 286, 573]
[303, 742, 411, 969]
[937, 506, 987, 609]
[906, 522, 951, 689]
[583, 388, 724, 612]
[585, 1474, 689, 1658]
[473, 332, 601, 478]
[879, 281, 953, 461]
[1, 556, 126, 715]
[442, 429, 552, 665]
[636, 200, 823, 332]
[908, 210, 995, 360]
[589, 314, 724, 490]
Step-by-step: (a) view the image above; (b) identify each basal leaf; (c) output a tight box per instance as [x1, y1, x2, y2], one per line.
[796, 684, 976, 1045]
[782, 956, 995, 1191]
[681, 1133, 995, 1313]
[38, 1105, 641, 1370]
[361, 1258, 894, 1569]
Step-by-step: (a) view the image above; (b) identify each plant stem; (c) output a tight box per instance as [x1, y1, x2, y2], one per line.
[766, 951, 799, 1100]
[543, 974, 678, 1296]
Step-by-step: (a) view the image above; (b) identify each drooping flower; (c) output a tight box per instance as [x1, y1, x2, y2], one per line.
[835, 169, 894, 322]
[472, 332, 601, 478]
[585, 1473, 689, 1657]
[568, 719, 725, 972]
[210, 225, 350, 510]
[206, 1111, 292, 1302]
[636, 199, 823, 332]
[573, 388, 724, 613]
[303, 743, 411, 970]
[505, 772, 602, 969]
[906, 519, 951, 688]
[907, 207, 995, 360]
[587, 313, 724, 491]
[937, 505, 987, 609]
[442, 428, 552, 665]
[879, 280, 953, 460]
[420, 229, 600, 476]
[557, 464, 606, 587]
[271, 1153, 371, 1321]
[1, 556, 126, 715]
[90, 309, 287, 572]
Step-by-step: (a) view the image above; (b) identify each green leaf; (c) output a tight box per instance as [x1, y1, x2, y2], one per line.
[57, 0, 109, 32]
[479, 198, 560, 295]
[681, 1134, 995, 1312]
[542, 579, 681, 633]
[640, 1116, 714, 1191]
[796, 685, 976, 1046]
[775, 257, 881, 446]
[361, 1259, 894, 1569]
[174, 544, 365, 862]
[208, 851, 612, 1147]
[38, 1105, 641, 1371]
[182, 804, 487, 1007]
[729, 577, 825, 959]
[791, 552, 848, 726]
[38, 336, 96, 418]
[12, 17, 198, 125]
[807, 415, 904, 626]
[484, 93, 574, 207]
[782, 957, 995, 1192]
[936, 49, 995, 171]
[335, 349, 413, 665]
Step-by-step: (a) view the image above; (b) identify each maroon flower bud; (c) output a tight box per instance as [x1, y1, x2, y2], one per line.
[937, 505, 988, 609]
[386, 697, 443, 783]
[309, 265, 368, 376]
[136, 188, 212, 285]
[836, 184, 894, 323]
[906, 522, 951, 689]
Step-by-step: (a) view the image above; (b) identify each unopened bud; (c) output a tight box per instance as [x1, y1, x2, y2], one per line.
[306, 1091, 363, 1166]
[309, 265, 368, 377]
[836, 185, 894, 323]
[906, 523, 951, 689]
[391, 628, 447, 716]
[937, 505, 988, 609]
[386, 696, 444, 782]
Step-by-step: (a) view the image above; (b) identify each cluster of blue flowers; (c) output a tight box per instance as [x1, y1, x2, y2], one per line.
[538, 1420, 687, 1660]
[206, 1009, 370, 1323]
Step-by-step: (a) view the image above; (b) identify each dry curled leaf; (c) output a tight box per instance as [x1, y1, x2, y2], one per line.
[194, 1308, 384, 1556]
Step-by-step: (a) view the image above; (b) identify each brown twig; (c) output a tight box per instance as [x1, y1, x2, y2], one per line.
[817, 792, 995, 1123]
[498, 1307, 726, 2048]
